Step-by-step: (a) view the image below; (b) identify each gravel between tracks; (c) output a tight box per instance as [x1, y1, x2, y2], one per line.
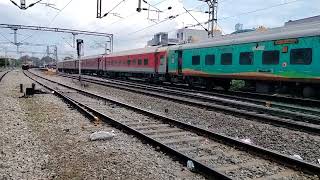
[0, 70, 205, 180]
[35, 70, 320, 165]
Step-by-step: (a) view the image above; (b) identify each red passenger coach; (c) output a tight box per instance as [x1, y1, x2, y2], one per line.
[57, 46, 168, 82]
[81, 55, 105, 75]
[103, 46, 168, 81]
[61, 60, 77, 73]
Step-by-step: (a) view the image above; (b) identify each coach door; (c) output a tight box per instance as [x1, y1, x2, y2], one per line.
[155, 52, 166, 74]
[155, 52, 159, 74]
[177, 50, 183, 75]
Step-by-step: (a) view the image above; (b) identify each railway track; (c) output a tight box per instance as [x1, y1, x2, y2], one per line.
[0, 70, 10, 82]
[61, 73, 320, 108]
[55, 72, 320, 135]
[25, 70, 320, 179]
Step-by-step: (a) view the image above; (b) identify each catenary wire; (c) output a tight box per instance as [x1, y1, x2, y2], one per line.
[18, 0, 75, 44]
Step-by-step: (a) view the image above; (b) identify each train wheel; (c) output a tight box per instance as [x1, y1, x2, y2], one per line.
[256, 82, 271, 93]
[205, 81, 214, 91]
[222, 81, 231, 91]
[302, 86, 316, 98]
[188, 80, 194, 89]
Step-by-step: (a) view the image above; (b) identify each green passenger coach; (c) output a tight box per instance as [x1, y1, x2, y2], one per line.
[167, 22, 320, 97]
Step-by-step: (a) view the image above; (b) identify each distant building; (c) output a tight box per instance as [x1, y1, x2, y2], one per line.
[285, 15, 320, 26]
[147, 28, 215, 47]
[231, 23, 255, 34]
[147, 32, 179, 46]
[175, 28, 209, 44]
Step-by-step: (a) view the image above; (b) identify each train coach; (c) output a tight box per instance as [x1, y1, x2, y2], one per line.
[58, 21, 320, 97]
[103, 46, 168, 82]
[167, 22, 320, 97]
[59, 46, 168, 82]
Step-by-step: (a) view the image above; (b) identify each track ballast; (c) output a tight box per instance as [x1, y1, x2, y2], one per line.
[25, 70, 320, 179]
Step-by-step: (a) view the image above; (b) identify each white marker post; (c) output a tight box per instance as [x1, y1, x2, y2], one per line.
[76, 39, 84, 83]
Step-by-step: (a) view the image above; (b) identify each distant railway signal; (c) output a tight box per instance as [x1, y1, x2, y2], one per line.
[76, 39, 84, 81]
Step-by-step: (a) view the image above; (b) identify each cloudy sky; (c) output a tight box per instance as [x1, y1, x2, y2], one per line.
[0, 0, 319, 59]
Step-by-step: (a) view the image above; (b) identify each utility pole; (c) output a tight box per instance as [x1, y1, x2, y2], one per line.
[208, 0, 218, 37]
[137, 0, 142, 12]
[11, 27, 21, 62]
[72, 33, 77, 48]
[200, 0, 218, 38]
[4, 47, 8, 69]
[13, 28, 19, 55]
[46, 45, 50, 56]
[54, 45, 58, 64]
[97, 0, 102, 18]
[76, 39, 83, 82]
[1, 24, 113, 56]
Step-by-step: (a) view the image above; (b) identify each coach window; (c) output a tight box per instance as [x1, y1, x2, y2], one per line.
[239, 52, 254, 65]
[133, 59, 137, 65]
[290, 48, 312, 65]
[205, 54, 215, 65]
[127, 59, 131, 65]
[221, 53, 232, 65]
[144, 59, 148, 65]
[138, 59, 142, 65]
[263, 50, 279, 65]
[192, 55, 200, 65]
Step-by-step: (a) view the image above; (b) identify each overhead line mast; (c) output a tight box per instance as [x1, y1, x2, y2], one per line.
[200, 0, 218, 37]
[0, 24, 114, 56]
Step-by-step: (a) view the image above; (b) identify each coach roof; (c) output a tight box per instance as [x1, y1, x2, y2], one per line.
[169, 21, 320, 51]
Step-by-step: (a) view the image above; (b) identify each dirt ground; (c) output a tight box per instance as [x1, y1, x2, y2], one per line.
[0, 70, 205, 180]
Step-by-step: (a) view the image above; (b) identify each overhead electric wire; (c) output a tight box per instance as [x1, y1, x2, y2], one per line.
[152, 0, 170, 6]
[18, 0, 74, 44]
[109, 0, 174, 26]
[0, 32, 13, 44]
[101, 0, 126, 18]
[82, 0, 173, 50]
[127, 13, 184, 35]
[26, 0, 43, 9]
[183, 6, 208, 32]
[220, 0, 304, 20]
[9, 0, 43, 9]
[9, 0, 20, 8]
[142, 0, 162, 12]
[127, 3, 206, 35]
[184, 0, 305, 29]
[47, 0, 74, 26]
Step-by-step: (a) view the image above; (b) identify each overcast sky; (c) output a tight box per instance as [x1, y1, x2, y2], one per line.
[0, 0, 319, 59]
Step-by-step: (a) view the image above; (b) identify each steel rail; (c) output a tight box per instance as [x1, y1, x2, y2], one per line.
[58, 73, 320, 118]
[0, 70, 10, 82]
[215, 89, 320, 107]
[25, 70, 320, 178]
[56, 73, 320, 135]
[62, 73, 320, 108]
[23, 71, 230, 179]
